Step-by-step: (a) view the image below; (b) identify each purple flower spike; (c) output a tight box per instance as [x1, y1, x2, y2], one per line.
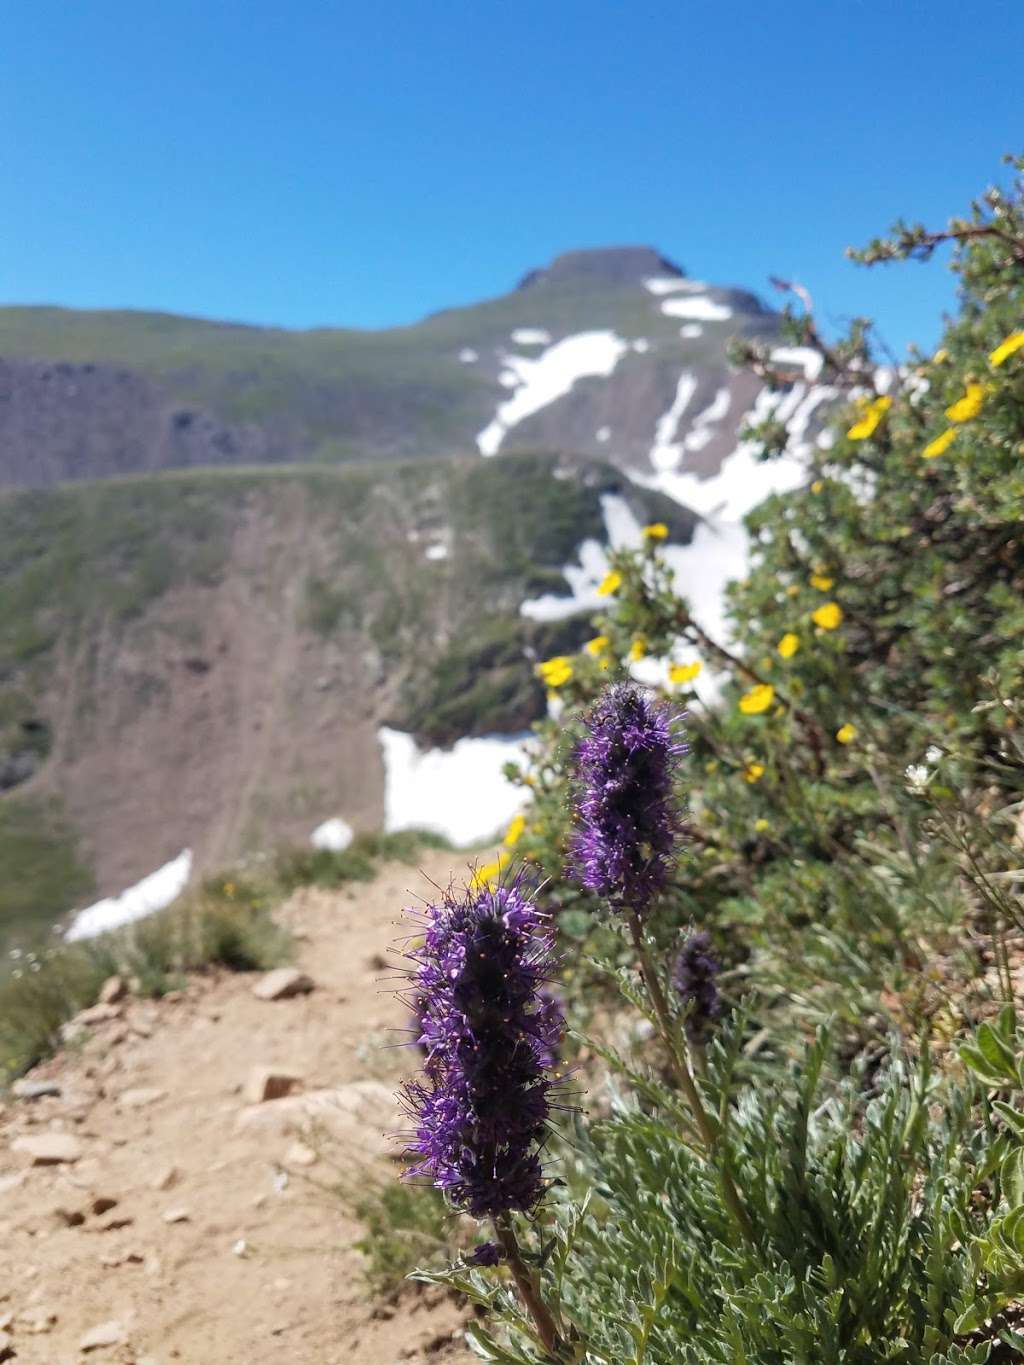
[398, 877, 564, 1218]
[466, 1241, 503, 1267]
[672, 931, 722, 1043]
[570, 683, 685, 915]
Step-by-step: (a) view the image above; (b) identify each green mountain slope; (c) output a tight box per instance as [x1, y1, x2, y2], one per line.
[0, 451, 694, 942]
[0, 247, 784, 486]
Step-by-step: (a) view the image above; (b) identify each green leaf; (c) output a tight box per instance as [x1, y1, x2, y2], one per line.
[993, 1101, 1024, 1141]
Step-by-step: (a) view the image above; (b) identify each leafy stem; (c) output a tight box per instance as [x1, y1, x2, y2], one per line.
[628, 913, 754, 1242]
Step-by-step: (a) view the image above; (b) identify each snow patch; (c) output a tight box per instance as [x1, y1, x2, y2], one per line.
[643, 277, 708, 296]
[379, 728, 528, 845]
[684, 387, 731, 454]
[770, 346, 824, 382]
[458, 348, 478, 364]
[660, 296, 732, 322]
[65, 850, 193, 943]
[662, 520, 752, 662]
[311, 818, 354, 852]
[595, 426, 611, 443]
[649, 373, 698, 472]
[632, 338, 650, 354]
[425, 543, 448, 561]
[680, 324, 703, 339]
[510, 328, 551, 346]
[520, 494, 646, 622]
[476, 331, 630, 456]
[644, 276, 687, 295]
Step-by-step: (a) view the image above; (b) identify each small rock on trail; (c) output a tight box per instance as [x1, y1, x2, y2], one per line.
[252, 967, 315, 1001]
[11, 1132, 83, 1164]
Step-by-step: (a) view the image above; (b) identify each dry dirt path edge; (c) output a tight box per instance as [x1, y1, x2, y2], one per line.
[0, 851, 476, 1364]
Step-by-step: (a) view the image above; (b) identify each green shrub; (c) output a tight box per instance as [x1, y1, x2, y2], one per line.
[397, 159, 1024, 1363]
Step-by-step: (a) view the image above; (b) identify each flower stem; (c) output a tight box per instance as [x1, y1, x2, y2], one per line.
[628, 914, 754, 1242]
[495, 1218, 566, 1361]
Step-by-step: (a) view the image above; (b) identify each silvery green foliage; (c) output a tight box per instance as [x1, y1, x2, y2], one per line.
[420, 1027, 1024, 1362]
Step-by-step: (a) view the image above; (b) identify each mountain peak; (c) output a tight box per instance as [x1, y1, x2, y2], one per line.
[516, 246, 685, 291]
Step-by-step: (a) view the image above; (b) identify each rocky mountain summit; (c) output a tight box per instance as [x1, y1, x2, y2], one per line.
[0, 246, 817, 492]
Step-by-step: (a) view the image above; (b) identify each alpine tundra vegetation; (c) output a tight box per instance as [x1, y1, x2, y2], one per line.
[395, 158, 1024, 1362]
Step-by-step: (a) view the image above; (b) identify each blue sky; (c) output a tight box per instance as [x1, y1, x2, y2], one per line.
[2, 1, 1022, 355]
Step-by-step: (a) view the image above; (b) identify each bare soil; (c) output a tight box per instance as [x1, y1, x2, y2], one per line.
[0, 849, 476, 1364]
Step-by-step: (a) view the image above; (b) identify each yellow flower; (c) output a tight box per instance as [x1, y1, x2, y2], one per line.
[846, 394, 891, 441]
[754, 818, 770, 833]
[642, 522, 669, 541]
[944, 382, 988, 423]
[921, 427, 958, 459]
[743, 761, 765, 783]
[629, 637, 647, 662]
[810, 479, 824, 494]
[669, 660, 702, 685]
[223, 882, 236, 899]
[786, 584, 800, 597]
[777, 632, 800, 659]
[738, 683, 775, 715]
[812, 602, 843, 630]
[469, 850, 510, 890]
[597, 570, 622, 596]
[504, 813, 526, 846]
[809, 573, 834, 592]
[536, 655, 573, 688]
[704, 759, 719, 774]
[835, 723, 857, 745]
[990, 331, 1024, 367]
[932, 347, 948, 365]
[584, 635, 609, 657]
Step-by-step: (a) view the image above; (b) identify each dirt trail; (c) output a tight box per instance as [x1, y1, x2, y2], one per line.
[0, 850, 476, 1364]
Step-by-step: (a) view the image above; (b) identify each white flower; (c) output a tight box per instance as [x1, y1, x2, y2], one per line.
[925, 745, 943, 765]
[905, 763, 932, 794]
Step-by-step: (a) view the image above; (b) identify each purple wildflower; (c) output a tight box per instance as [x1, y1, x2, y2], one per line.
[466, 1241, 503, 1267]
[570, 683, 684, 915]
[399, 878, 563, 1218]
[672, 931, 722, 1043]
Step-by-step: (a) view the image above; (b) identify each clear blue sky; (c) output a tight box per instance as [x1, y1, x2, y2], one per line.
[2, 1, 1022, 355]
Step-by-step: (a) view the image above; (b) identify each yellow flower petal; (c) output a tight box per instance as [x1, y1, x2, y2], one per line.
[738, 683, 775, 715]
[669, 660, 702, 684]
[743, 761, 765, 783]
[921, 427, 958, 459]
[642, 522, 669, 541]
[810, 479, 824, 494]
[846, 394, 891, 441]
[835, 723, 857, 745]
[754, 818, 770, 833]
[469, 850, 511, 890]
[584, 635, 609, 656]
[944, 382, 987, 423]
[990, 331, 1024, 367]
[785, 584, 800, 597]
[597, 570, 622, 597]
[629, 637, 647, 662]
[932, 347, 948, 365]
[504, 813, 526, 846]
[812, 602, 843, 630]
[809, 573, 834, 592]
[777, 632, 800, 659]
[536, 656, 573, 687]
